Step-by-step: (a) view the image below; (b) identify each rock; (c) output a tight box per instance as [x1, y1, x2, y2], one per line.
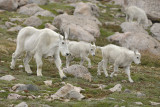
[44, 80, 52, 86]
[65, 90, 84, 101]
[105, 21, 118, 26]
[28, 0, 48, 5]
[34, 10, 55, 17]
[15, 102, 28, 107]
[11, 84, 38, 92]
[74, 2, 99, 17]
[124, 89, 131, 93]
[0, 25, 7, 29]
[107, 32, 160, 56]
[136, 92, 146, 97]
[120, 22, 148, 34]
[150, 101, 160, 106]
[0, 9, 5, 13]
[101, 9, 106, 13]
[5, 21, 16, 28]
[18, 65, 24, 68]
[8, 25, 22, 32]
[135, 102, 143, 105]
[63, 64, 92, 82]
[115, 13, 125, 18]
[9, 18, 25, 22]
[91, 84, 107, 90]
[7, 38, 17, 42]
[110, 8, 119, 11]
[23, 16, 42, 27]
[114, 105, 119, 107]
[17, 0, 28, 7]
[53, 13, 100, 42]
[56, 9, 64, 14]
[7, 93, 26, 100]
[150, 23, 160, 41]
[108, 97, 115, 100]
[0, 0, 18, 11]
[0, 75, 15, 81]
[51, 83, 85, 101]
[45, 23, 58, 31]
[109, 84, 122, 92]
[0, 90, 6, 92]
[17, 4, 43, 15]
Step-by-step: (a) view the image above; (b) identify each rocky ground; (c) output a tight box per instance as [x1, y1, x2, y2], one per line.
[0, 0, 160, 107]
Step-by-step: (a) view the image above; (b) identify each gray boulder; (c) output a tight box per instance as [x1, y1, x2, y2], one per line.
[74, 2, 99, 17]
[53, 13, 100, 42]
[150, 23, 160, 41]
[12, 84, 39, 92]
[63, 64, 92, 81]
[120, 22, 148, 34]
[0, 0, 18, 11]
[0, 75, 15, 81]
[17, 3, 43, 15]
[15, 102, 28, 107]
[23, 16, 42, 27]
[107, 32, 160, 56]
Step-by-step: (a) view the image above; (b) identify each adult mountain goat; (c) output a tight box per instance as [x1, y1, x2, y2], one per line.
[66, 41, 96, 68]
[97, 44, 141, 82]
[125, 6, 148, 27]
[10, 26, 70, 79]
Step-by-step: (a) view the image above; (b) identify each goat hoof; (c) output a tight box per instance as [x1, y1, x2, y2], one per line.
[27, 73, 33, 76]
[62, 76, 67, 80]
[105, 76, 108, 78]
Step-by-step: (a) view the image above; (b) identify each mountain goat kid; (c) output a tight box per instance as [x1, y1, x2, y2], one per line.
[10, 26, 70, 79]
[66, 41, 96, 68]
[125, 6, 148, 27]
[97, 44, 141, 83]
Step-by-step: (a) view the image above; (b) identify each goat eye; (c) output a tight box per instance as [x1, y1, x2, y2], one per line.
[137, 57, 139, 59]
[91, 49, 93, 51]
[62, 42, 64, 44]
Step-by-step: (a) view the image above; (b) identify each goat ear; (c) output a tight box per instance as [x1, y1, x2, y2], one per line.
[64, 32, 68, 40]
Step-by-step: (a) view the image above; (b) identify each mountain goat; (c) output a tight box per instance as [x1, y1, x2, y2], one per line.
[66, 41, 96, 68]
[10, 26, 70, 79]
[125, 6, 148, 27]
[97, 44, 141, 82]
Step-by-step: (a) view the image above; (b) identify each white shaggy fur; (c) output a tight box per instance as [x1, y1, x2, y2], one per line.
[66, 41, 96, 68]
[10, 26, 70, 79]
[97, 44, 141, 83]
[125, 6, 148, 27]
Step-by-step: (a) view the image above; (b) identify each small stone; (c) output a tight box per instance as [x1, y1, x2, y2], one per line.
[135, 102, 143, 105]
[0, 90, 6, 92]
[15, 102, 28, 107]
[121, 80, 127, 83]
[109, 84, 122, 92]
[7, 93, 26, 100]
[44, 80, 52, 86]
[114, 105, 119, 107]
[124, 89, 131, 93]
[18, 65, 23, 68]
[136, 92, 146, 97]
[108, 97, 115, 100]
[0, 75, 15, 81]
[150, 101, 160, 106]
[101, 9, 106, 13]
[56, 9, 64, 14]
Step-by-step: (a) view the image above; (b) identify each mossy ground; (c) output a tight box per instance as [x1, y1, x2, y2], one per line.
[0, 1, 160, 107]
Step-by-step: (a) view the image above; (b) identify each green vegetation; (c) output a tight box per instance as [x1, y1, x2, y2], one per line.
[0, 1, 160, 107]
